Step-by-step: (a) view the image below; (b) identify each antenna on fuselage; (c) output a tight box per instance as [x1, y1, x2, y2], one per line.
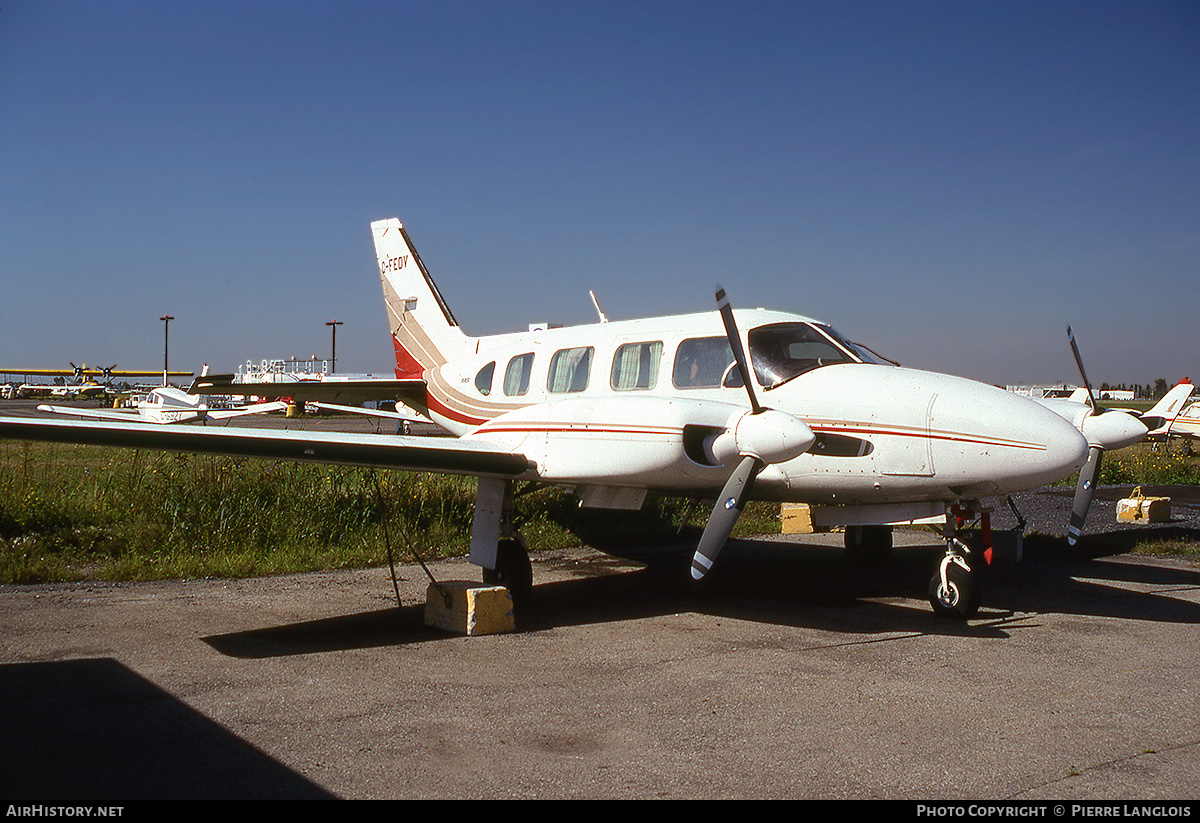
[589, 290, 609, 323]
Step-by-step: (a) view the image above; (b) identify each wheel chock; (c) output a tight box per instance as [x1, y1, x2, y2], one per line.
[423, 581, 515, 636]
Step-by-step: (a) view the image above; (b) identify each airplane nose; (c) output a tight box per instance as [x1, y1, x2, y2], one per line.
[998, 393, 1094, 489]
[1081, 410, 1149, 451]
[929, 376, 1090, 493]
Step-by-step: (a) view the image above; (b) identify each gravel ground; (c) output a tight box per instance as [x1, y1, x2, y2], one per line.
[991, 484, 1200, 545]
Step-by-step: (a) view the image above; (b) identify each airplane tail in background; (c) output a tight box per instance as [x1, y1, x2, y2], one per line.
[373, 218, 473, 379]
[1142, 378, 1194, 434]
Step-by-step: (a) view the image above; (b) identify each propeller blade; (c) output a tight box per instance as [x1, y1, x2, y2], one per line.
[1068, 446, 1103, 546]
[691, 455, 761, 580]
[716, 285, 762, 415]
[1067, 326, 1098, 411]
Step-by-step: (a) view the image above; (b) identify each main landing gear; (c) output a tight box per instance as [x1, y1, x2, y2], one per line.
[472, 478, 534, 606]
[483, 536, 533, 605]
[927, 502, 992, 620]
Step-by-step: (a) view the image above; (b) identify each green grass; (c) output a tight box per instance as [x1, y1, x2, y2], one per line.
[1097, 440, 1200, 486]
[7, 437, 1197, 584]
[0, 441, 779, 584]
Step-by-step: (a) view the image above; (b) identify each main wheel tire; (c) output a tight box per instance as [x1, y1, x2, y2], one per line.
[928, 562, 980, 620]
[483, 538, 533, 605]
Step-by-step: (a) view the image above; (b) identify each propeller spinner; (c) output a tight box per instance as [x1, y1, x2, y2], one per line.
[691, 287, 816, 580]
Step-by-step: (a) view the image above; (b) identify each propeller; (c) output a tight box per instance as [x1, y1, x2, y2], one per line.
[1066, 326, 1100, 546]
[1065, 326, 1147, 546]
[690, 287, 815, 580]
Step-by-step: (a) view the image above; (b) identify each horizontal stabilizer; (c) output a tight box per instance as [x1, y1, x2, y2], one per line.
[187, 376, 426, 405]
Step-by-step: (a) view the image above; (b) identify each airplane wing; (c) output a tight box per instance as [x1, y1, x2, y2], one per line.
[309, 401, 426, 422]
[1, 368, 193, 378]
[189, 374, 425, 405]
[204, 401, 289, 420]
[36, 404, 142, 422]
[0, 417, 532, 478]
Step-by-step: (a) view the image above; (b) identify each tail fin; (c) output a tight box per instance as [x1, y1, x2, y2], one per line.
[1142, 378, 1194, 433]
[373, 218, 472, 379]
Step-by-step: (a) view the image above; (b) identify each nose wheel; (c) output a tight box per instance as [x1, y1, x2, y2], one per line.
[927, 503, 990, 619]
[928, 543, 980, 619]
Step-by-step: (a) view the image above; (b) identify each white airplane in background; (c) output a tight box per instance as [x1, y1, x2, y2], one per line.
[1134, 379, 1193, 438]
[1166, 401, 1200, 441]
[37, 386, 286, 425]
[0, 215, 1148, 620]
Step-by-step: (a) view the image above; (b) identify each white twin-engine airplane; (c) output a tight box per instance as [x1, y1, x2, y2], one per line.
[0, 217, 1150, 619]
[37, 385, 287, 425]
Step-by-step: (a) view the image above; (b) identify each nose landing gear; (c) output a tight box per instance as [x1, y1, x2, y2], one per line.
[927, 502, 991, 619]
[929, 539, 981, 619]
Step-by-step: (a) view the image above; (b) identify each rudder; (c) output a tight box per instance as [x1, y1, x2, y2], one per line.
[373, 218, 471, 379]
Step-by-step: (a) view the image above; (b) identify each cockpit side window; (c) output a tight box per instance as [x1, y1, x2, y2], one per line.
[748, 323, 855, 387]
[475, 361, 496, 396]
[673, 337, 735, 389]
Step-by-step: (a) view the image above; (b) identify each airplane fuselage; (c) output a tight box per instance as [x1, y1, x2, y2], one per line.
[407, 308, 1089, 506]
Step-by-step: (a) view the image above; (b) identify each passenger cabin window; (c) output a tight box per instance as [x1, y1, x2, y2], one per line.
[475, 362, 495, 396]
[503, 353, 534, 396]
[547, 346, 593, 393]
[611, 341, 662, 391]
[673, 337, 736, 389]
[748, 323, 856, 388]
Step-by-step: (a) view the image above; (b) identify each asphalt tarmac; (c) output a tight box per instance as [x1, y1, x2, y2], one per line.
[2, 532, 1198, 800]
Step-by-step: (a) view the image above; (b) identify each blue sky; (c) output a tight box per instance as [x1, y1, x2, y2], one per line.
[1, 1, 1197, 389]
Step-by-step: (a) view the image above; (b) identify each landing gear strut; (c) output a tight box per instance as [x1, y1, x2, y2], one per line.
[927, 502, 990, 619]
[472, 478, 534, 605]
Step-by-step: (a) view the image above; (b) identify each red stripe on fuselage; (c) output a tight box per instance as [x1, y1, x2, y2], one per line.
[427, 391, 489, 427]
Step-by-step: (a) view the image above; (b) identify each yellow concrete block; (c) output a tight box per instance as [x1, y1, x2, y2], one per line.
[1117, 496, 1171, 523]
[781, 503, 816, 534]
[424, 581, 515, 636]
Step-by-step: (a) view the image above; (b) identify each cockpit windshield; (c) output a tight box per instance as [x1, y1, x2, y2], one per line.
[748, 322, 889, 388]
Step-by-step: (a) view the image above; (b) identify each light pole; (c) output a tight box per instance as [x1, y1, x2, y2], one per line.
[326, 320, 342, 374]
[161, 314, 174, 387]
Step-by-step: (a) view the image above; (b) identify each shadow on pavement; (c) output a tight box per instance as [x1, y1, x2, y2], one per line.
[202, 534, 1200, 660]
[0, 658, 335, 800]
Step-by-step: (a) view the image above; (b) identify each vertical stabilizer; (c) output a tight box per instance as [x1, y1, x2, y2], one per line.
[1143, 378, 1194, 434]
[373, 218, 472, 379]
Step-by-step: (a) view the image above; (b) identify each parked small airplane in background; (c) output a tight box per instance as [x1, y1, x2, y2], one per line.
[0, 216, 1109, 619]
[37, 386, 286, 425]
[1166, 401, 1200, 441]
[1137, 379, 1194, 438]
